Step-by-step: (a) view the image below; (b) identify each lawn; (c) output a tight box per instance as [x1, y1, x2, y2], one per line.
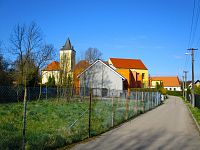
[0, 98, 144, 150]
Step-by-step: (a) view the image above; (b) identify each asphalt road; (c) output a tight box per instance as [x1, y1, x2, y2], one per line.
[71, 96, 200, 150]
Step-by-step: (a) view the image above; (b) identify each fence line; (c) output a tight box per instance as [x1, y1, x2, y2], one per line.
[0, 86, 161, 150]
[185, 92, 200, 109]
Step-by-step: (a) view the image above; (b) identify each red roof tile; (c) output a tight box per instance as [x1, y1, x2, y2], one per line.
[110, 58, 147, 70]
[43, 61, 60, 71]
[150, 76, 181, 87]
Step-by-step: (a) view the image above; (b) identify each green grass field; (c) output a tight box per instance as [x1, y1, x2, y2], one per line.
[0, 98, 146, 150]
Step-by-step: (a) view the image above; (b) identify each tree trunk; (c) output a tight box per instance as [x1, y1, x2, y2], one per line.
[22, 82, 27, 150]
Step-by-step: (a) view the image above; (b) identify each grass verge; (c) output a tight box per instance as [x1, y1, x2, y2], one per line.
[181, 97, 200, 131]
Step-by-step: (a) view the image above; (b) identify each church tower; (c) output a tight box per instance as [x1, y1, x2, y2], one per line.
[60, 38, 76, 75]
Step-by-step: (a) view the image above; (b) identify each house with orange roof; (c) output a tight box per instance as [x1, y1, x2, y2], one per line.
[150, 76, 181, 91]
[108, 58, 149, 89]
[77, 58, 148, 96]
[42, 61, 61, 84]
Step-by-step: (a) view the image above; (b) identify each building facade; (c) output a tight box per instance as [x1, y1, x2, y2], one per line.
[78, 60, 126, 96]
[42, 38, 76, 85]
[150, 76, 181, 91]
[108, 58, 149, 89]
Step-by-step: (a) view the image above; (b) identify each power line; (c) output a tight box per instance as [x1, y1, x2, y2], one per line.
[191, 0, 200, 46]
[188, 0, 197, 48]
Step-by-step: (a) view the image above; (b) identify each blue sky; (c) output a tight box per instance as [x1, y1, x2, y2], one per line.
[0, 0, 199, 80]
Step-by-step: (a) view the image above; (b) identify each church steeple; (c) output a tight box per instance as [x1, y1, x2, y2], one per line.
[61, 38, 74, 50]
[59, 38, 76, 75]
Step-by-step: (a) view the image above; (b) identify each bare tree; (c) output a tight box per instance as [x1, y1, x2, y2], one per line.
[85, 47, 102, 64]
[8, 22, 55, 149]
[9, 22, 55, 86]
[34, 44, 55, 74]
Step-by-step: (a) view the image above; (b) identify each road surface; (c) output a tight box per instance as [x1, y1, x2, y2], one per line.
[71, 96, 200, 150]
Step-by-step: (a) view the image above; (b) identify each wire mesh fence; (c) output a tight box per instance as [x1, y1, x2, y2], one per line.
[185, 92, 200, 109]
[0, 86, 161, 149]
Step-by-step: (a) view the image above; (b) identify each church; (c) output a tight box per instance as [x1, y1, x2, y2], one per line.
[42, 38, 76, 85]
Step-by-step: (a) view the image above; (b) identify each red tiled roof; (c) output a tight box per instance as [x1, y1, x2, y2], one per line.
[109, 58, 147, 70]
[74, 60, 90, 70]
[150, 76, 181, 87]
[43, 61, 60, 71]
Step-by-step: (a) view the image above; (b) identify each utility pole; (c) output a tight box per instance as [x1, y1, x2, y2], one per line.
[182, 76, 185, 98]
[187, 48, 198, 107]
[183, 71, 188, 100]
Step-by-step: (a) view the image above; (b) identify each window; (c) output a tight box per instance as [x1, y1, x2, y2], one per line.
[142, 73, 145, 79]
[169, 88, 172, 91]
[174, 88, 176, 91]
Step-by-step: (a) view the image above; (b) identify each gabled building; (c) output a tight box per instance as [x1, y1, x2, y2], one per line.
[78, 59, 126, 96]
[108, 58, 148, 88]
[150, 76, 181, 91]
[42, 38, 76, 85]
[78, 58, 148, 96]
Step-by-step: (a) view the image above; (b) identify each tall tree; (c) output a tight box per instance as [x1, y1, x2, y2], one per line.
[8, 22, 55, 149]
[9, 22, 55, 86]
[85, 47, 102, 64]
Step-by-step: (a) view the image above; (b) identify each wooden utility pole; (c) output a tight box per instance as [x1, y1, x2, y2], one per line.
[183, 71, 188, 100]
[182, 76, 185, 98]
[187, 48, 198, 107]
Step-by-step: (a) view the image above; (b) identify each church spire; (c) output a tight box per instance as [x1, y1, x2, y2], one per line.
[61, 38, 74, 50]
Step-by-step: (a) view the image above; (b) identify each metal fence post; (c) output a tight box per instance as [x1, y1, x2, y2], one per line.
[46, 85, 47, 100]
[142, 91, 144, 113]
[125, 91, 129, 120]
[112, 93, 114, 127]
[88, 91, 92, 138]
[136, 91, 138, 115]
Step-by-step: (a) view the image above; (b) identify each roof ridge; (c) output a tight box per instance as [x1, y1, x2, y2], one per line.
[110, 57, 141, 60]
[109, 58, 147, 70]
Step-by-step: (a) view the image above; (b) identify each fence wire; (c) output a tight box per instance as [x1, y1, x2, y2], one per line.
[0, 86, 161, 149]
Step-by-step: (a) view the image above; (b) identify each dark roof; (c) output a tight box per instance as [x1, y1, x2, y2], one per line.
[60, 38, 75, 51]
[195, 80, 200, 84]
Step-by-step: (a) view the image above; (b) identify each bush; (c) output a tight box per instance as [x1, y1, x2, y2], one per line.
[131, 88, 158, 92]
[166, 91, 182, 96]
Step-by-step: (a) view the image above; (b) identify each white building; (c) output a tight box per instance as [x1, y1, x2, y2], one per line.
[150, 76, 181, 91]
[42, 38, 76, 85]
[78, 60, 126, 96]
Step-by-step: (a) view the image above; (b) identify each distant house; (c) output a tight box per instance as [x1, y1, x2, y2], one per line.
[188, 80, 200, 89]
[195, 80, 200, 87]
[78, 59, 126, 96]
[150, 76, 181, 91]
[108, 58, 148, 89]
[42, 61, 60, 84]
